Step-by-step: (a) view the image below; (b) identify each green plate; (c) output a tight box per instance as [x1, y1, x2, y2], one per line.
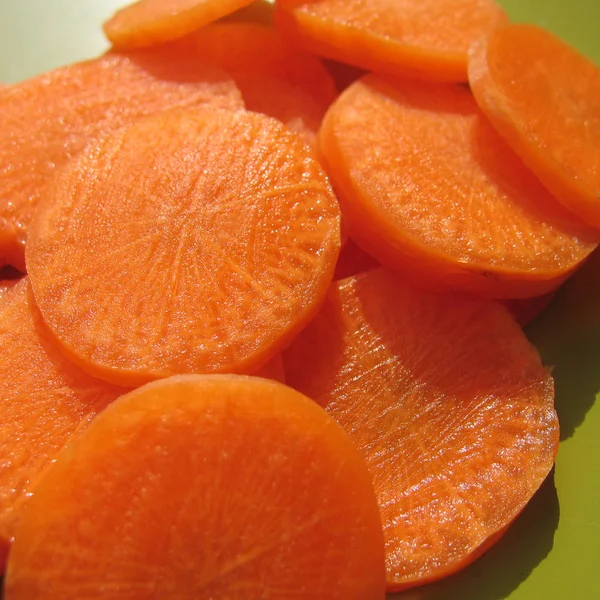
[0, 2, 599, 599]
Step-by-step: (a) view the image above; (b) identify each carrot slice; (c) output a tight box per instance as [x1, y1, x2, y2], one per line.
[0, 45, 243, 271]
[26, 107, 341, 387]
[276, 0, 507, 82]
[4, 374, 386, 599]
[177, 23, 336, 146]
[469, 24, 600, 229]
[103, 0, 256, 50]
[283, 267, 559, 590]
[319, 74, 598, 298]
[0, 279, 127, 572]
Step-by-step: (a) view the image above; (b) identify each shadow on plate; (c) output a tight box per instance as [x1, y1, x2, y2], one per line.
[391, 469, 560, 600]
[525, 246, 600, 440]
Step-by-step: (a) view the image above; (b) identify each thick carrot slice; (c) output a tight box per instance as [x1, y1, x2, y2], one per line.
[0, 45, 243, 271]
[0, 279, 127, 572]
[26, 107, 341, 387]
[319, 75, 598, 298]
[4, 375, 386, 599]
[181, 23, 337, 106]
[103, 0, 256, 50]
[177, 22, 336, 146]
[283, 267, 559, 590]
[333, 239, 379, 280]
[276, 0, 507, 82]
[469, 24, 600, 229]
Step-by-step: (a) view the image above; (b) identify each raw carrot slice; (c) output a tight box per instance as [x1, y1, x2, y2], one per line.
[0, 279, 127, 572]
[0, 45, 243, 271]
[4, 375, 386, 599]
[181, 23, 337, 106]
[469, 24, 600, 229]
[503, 292, 556, 328]
[103, 0, 256, 50]
[333, 239, 379, 280]
[283, 267, 559, 590]
[26, 107, 341, 387]
[275, 0, 507, 82]
[176, 22, 337, 147]
[319, 74, 598, 298]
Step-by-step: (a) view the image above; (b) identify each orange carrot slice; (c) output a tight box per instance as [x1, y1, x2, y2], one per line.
[276, 0, 507, 82]
[319, 74, 598, 298]
[0, 279, 127, 572]
[4, 375, 386, 599]
[469, 24, 600, 229]
[103, 0, 256, 50]
[178, 22, 336, 146]
[26, 107, 341, 387]
[0, 45, 243, 271]
[283, 267, 559, 590]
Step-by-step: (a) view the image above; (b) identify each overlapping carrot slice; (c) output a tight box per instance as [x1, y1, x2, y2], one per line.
[284, 267, 559, 590]
[103, 0, 256, 50]
[179, 22, 336, 146]
[469, 24, 600, 229]
[276, 0, 507, 82]
[5, 375, 386, 599]
[26, 107, 341, 387]
[0, 280, 127, 571]
[319, 74, 598, 298]
[0, 45, 243, 271]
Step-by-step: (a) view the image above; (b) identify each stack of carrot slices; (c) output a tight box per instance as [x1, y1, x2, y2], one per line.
[1, 0, 599, 597]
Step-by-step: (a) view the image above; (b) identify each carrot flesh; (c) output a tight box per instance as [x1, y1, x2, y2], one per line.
[103, 0, 256, 50]
[283, 267, 559, 590]
[469, 24, 600, 230]
[4, 374, 386, 599]
[26, 107, 341, 387]
[275, 0, 507, 82]
[0, 45, 243, 271]
[0, 279, 127, 572]
[318, 74, 598, 298]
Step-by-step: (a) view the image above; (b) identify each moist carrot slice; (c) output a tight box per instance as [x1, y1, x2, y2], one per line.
[26, 107, 341, 387]
[275, 0, 507, 83]
[0, 279, 127, 572]
[103, 0, 256, 50]
[0, 45, 243, 271]
[469, 24, 600, 229]
[319, 74, 598, 298]
[333, 239, 379, 280]
[4, 374, 386, 599]
[181, 23, 337, 106]
[177, 22, 336, 146]
[283, 267, 559, 590]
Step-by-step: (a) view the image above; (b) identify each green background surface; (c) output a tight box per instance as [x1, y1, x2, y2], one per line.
[0, 1, 599, 599]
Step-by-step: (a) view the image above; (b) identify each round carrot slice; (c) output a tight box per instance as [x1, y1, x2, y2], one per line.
[26, 107, 341, 386]
[4, 375, 386, 599]
[283, 267, 559, 590]
[276, 0, 507, 82]
[0, 279, 127, 572]
[469, 24, 600, 230]
[103, 0, 256, 50]
[319, 74, 598, 298]
[0, 45, 243, 271]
